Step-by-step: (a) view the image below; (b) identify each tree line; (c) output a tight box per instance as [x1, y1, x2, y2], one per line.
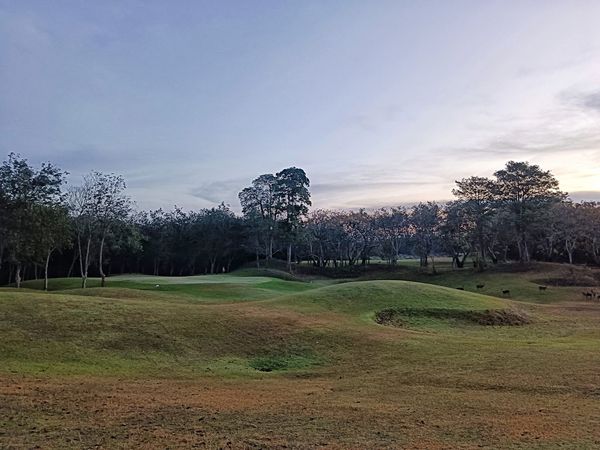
[1, 154, 599, 288]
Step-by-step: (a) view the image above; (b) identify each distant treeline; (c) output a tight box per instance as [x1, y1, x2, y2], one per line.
[0, 154, 599, 288]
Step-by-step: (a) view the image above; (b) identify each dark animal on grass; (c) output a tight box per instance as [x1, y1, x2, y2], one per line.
[502, 289, 510, 296]
[538, 286, 547, 292]
[476, 284, 485, 289]
[456, 287, 464, 290]
[582, 292, 593, 300]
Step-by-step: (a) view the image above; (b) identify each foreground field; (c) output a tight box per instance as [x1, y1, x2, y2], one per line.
[2, 264, 600, 448]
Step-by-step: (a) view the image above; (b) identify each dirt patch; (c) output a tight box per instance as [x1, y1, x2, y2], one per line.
[534, 265, 600, 287]
[535, 277, 600, 287]
[375, 308, 531, 327]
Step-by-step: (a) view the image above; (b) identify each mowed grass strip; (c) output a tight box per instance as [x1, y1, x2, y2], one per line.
[19, 275, 323, 303]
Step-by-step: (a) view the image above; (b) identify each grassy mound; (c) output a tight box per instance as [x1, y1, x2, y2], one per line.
[0, 278, 510, 377]
[376, 307, 531, 328]
[0, 288, 337, 377]
[278, 280, 506, 317]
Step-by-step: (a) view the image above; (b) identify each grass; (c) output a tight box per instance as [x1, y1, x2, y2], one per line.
[2, 263, 600, 448]
[18, 273, 324, 304]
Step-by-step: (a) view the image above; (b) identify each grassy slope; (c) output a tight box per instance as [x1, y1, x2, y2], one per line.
[0, 278, 508, 377]
[358, 260, 600, 304]
[2, 267, 600, 448]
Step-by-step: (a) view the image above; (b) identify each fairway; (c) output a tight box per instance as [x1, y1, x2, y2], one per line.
[2, 266, 600, 449]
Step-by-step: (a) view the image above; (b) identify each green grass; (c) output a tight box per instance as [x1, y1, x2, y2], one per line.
[356, 260, 597, 304]
[0, 276, 519, 378]
[18, 274, 325, 304]
[249, 353, 321, 372]
[276, 279, 506, 320]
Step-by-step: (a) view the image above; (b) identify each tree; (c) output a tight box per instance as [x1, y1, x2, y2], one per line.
[69, 172, 132, 288]
[89, 173, 132, 287]
[410, 202, 441, 272]
[197, 203, 240, 274]
[579, 202, 600, 264]
[452, 176, 496, 270]
[493, 161, 565, 262]
[374, 207, 410, 265]
[32, 205, 71, 290]
[341, 209, 377, 266]
[440, 202, 472, 269]
[0, 153, 66, 287]
[68, 183, 94, 288]
[306, 210, 343, 267]
[239, 174, 280, 266]
[274, 168, 311, 271]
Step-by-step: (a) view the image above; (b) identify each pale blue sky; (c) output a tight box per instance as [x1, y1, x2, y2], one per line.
[1, 0, 599, 210]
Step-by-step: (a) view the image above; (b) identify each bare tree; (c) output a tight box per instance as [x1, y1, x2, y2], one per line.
[68, 172, 131, 288]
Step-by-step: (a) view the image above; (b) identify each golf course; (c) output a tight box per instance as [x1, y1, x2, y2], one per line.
[2, 262, 600, 449]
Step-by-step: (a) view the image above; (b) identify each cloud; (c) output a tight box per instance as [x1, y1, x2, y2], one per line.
[189, 179, 247, 204]
[457, 88, 600, 159]
[312, 180, 438, 196]
[581, 91, 600, 112]
[569, 191, 600, 203]
[560, 88, 600, 113]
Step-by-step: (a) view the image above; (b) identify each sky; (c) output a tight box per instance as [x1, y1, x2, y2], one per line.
[1, 0, 599, 211]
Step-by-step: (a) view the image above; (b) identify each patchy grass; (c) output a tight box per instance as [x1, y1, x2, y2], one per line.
[356, 261, 600, 304]
[2, 267, 600, 448]
[249, 353, 321, 372]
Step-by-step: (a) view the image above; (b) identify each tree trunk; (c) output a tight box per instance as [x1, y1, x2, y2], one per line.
[80, 236, 91, 289]
[67, 251, 78, 278]
[566, 240, 575, 264]
[487, 246, 498, 264]
[516, 238, 523, 262]
[15, 262, 22, 289]
[44, 249, 53, 291]
[98, 234, 107, 287]
[287, 243, 292, 272]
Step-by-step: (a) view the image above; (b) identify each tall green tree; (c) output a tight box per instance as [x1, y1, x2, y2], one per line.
[274, 167, 311, 271]
[239, 174, 279, 265]
[493, 161, 565, 262]
[0, 153, 66, 287]
[31, 204, 71, 290]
